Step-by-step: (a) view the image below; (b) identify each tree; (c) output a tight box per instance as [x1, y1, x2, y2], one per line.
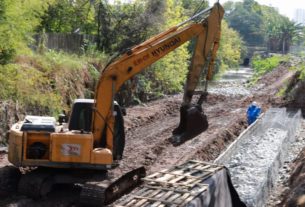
[180, 0, 208, 17]
[95, 1, 112, 52]
[280, 20, 302, 53]
[261, 5, 302, 53]
[218, 21, 246, 70]
[0, 0, 51, 64]
[94, 0, 191, 104]
[224, 0, 302, 53]
[95, 0, 149, 53]
[224, 0, 265, 46]
[39, 0, 96, 34]
[151, 0, 190, 94]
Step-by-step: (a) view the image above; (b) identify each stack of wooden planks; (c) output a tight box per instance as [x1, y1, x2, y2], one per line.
[114, 160, 224, 207]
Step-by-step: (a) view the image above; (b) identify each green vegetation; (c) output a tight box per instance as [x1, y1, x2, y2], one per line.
[290, 59, 305, 80]
[298, 64, 305, 80]
[252, 55, 283, 75]
[224, 0, 265, 46]
[224, 0, 303, 53]
[0, 0, 50, 63]
[0, 51, 104, 116]
[218, 21, 246, 71]
[144, 0, 190, 95]
[262, 6, 302, 54]
[250, 55, 289, 84]
[0, 0, 247, 115]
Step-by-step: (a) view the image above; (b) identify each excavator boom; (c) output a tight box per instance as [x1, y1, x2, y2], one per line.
[93, 3, 224, 147]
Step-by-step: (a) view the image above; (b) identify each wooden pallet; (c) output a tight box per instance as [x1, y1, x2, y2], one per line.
[114, 160, 223, 207]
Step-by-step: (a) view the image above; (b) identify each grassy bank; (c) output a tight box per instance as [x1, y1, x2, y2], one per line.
[251, 54, 288, 83]
[0, 51, 105, 117]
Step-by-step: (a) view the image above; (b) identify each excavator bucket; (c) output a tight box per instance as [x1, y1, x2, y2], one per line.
[171, 104, 208, 146]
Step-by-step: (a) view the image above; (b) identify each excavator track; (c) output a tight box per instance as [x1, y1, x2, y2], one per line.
[18, 168, 54, 199]
[80, 183, 107, 206]
[0, 166, 21, 197]
[80, 167, 146, 206]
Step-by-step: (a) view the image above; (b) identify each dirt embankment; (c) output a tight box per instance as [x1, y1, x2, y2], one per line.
[0, 62, 301, 206]
[112, 93, 249, 177]
[281, 144, 305, 207]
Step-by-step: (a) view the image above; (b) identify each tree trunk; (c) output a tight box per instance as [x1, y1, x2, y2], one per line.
[282, 38, 286, 54]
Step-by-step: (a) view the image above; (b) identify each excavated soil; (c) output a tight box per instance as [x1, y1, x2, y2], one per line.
[111, 93, 248, 178]
[282, 144, 305, 207]
[0, 64, 301, 206]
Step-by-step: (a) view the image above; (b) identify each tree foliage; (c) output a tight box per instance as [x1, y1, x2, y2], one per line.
[224, 0, 264, 46]
[150, 0, 190, 94]
[224, 0, 303, 53]
[95, 0, 148, 53]
[110, 0, 191, 103]
[39, 0, 96, 34]
[0, 0, 247, 109]
[0, 0, 51, 64]
[218, 21, 246, 70]
[180, 0, 208, 17]
[261, 6, 303, 53]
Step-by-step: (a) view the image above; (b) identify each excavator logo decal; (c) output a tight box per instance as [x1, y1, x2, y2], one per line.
[133, 37, 182, 67]
[61, 144, 81, 156]
[151, 37, 181, 57]
[133, 54, 150, 66]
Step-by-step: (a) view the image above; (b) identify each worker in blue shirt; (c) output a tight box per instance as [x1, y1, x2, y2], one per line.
[247, 102, 261, 125]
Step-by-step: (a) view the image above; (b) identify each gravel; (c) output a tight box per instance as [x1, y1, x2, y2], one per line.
[265, 119, 305, 206]
[206, 67, 253, 97]
[228, 128, 287, 207]
[216, 108, 302, 207]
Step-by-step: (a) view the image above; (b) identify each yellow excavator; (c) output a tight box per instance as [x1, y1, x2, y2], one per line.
[3, 3, 224, 206]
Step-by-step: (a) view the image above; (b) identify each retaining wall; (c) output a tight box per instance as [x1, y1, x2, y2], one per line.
[215, 108, 302, 207]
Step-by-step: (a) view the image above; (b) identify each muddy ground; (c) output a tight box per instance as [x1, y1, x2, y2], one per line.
[0, 64, 302, 206]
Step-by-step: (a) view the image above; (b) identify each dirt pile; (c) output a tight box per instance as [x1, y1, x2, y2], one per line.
[285, 76, 305, 116]
[252, 62, 297, 108]
[123, 94, 182, 131]
[276, 151, 305, 207]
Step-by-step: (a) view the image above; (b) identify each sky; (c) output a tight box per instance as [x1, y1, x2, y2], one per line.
[208, 0, 305, 19]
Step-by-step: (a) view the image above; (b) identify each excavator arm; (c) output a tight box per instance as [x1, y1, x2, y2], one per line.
[92, 3, 224, 148]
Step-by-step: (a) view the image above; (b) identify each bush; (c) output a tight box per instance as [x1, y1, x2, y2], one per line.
[218, 21, 246, 72]
[0, 50, 108, 117]
[251, 55, 284, 75]
[0, 63, 62, 115]
[0, 48, 16, 65]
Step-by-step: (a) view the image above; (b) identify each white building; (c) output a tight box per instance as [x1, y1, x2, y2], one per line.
[293, 9, 305, 25]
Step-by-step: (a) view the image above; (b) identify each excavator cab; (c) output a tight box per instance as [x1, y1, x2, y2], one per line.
[68, 99, 126, 160]
[68, 99, 94, 132]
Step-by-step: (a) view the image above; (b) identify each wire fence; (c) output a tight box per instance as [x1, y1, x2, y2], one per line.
[33, 33, 97, 54]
